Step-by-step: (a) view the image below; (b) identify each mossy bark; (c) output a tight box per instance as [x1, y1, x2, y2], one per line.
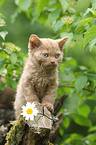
[5, 116, 26, 145]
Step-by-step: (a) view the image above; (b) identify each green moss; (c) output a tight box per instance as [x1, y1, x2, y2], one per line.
[5, 115, 26, 145]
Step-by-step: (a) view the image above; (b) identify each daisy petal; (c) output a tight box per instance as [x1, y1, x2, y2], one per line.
[30, 115, 34, 121]
[21, 113, 23, 115]
[25, 115, 29, 120]
[33, 108, 39, 115]
[21, 105, 26, 110]
[26, 102, 31, 107]
[22, 113, 27, 117]
[31, 102, 35, 108]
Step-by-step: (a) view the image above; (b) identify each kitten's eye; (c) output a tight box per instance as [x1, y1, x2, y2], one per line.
[42, 53, 48, 58]
[55, 54, 60, 59]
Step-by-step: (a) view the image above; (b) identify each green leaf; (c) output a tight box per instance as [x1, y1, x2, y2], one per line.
[84, 8, 94, 16]
[15, 0, 20, 5]
[64, 133, 82, 143]
[63, 93, 79, 113]
[89, 37, 96, 51]
[93, 106, 96, 113]
[74, 0, 91, 12]
[94, 11, 96, 15]
[0, 0, 7, 7]
[89, 126, 96, 132]
[59, 68, 74, 83]
[20, 0, 32, 11]
[72, 113, 92, 127]
[75, 17, 95, 33]
[38, 13, 48, 24]
[0, 13, 5, 17]
[0, 31, 8, 40]
[75, 75, 87, 91]
[0, 18, 5, 27]
[59, 127, 64, 136]
[37, 0, 49, 15]
[92, 0, 96, 10]
[0, 67, 5, 75]
[15, 0, 31, 11]
[59, 0, 69, 13]
[0, 82, 6, 92]
[0, 60, 6, 69]
[52, 20, 64, 32]
[63, 117, 70, 128]
[10, 80, 18, 90]
[5, 42, 21, 52]
[78, 104, 91, 118]
[10, 53, 17, 64]
[48, 9, 61, 24]
[83, 25, 96, 48]
[86, 73, 96, 80]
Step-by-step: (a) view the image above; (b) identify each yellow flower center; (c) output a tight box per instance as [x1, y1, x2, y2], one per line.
[26, 108, 33, 114]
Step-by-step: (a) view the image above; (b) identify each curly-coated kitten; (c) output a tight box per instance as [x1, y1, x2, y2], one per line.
[14, 34, 68, 119]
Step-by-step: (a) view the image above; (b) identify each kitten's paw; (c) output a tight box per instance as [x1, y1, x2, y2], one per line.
[42, 102, 54, 114]
[33, 101, 41, 106]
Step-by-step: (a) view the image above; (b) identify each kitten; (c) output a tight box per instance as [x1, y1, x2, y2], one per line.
[14, 34, 68, 119]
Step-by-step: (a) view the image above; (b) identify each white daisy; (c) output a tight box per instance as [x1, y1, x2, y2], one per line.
[21, 102, 39, 121]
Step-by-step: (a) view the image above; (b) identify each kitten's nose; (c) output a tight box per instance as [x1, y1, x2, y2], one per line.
[51, 61, 55, 64]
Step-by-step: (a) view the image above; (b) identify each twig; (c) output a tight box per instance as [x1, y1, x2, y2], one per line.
[59, 84, 95, 93]
[54, 94, 68, 116]
[49, 113, 64, 143]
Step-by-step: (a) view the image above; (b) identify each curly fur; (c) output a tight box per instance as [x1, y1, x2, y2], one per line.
[14, 34, 68, 119]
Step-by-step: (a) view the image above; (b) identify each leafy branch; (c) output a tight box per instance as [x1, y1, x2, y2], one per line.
[59, 84, 95, 93]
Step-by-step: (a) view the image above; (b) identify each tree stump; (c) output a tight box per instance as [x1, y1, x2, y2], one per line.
[24, 106, 53, 145]
[5, 106, 53, 145]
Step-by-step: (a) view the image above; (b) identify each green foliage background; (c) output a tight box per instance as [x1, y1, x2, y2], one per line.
[0, 0, 96, 144]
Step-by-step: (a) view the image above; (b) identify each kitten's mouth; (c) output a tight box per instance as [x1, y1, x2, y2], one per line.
[50, 64, 57, 67]
[42, 63, 57, 69]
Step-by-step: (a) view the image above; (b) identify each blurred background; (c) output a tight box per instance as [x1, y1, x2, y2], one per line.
[0, 0, 96, 145]
[0, 0, 96, 69]
[0, 0, 55, 53]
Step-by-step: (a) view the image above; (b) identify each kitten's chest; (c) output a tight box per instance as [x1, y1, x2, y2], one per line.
[34, 75, 48, 88]
[33, 75, 49, 98]
[30, 69, 57, 98]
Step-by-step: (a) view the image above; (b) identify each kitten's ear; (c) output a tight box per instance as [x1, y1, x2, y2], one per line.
[28, 34, 41, 49]
[58, 36, 68, 51]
